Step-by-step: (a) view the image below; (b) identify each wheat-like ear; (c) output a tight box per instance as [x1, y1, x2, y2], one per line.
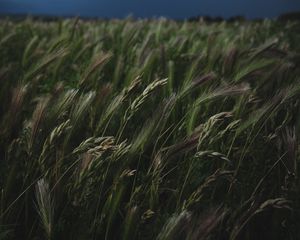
[222, 47, 238, 75]
[72, 136, 115, 155]
[130, 95, 176, 154]
[157, 210, 192, 240]
[122, 206, 139, 240]
[74, 42, 97, 62]
[230, 198, 292, 240]
[249, 38, 279, 59]
[67, 91, 95, 136]
[179, 72, 216, 99]
[1, 84, 28, 138]
[39, 119, 71, 171]
[235, 83, 300, 135]
[22, 35, 39, 68]
[95, 75, 142, 133]
[125, 78, 167, 121]
[192, 84, 250, 109]
[281, 126, 297, 176]
[195, 150, 231, 164]
[79, 52, 112, 87]
[29, 96, 50, 151]
[48, 89, 78, 124]
[24, 47, 69, 81]
[0, 31, 17, 49]
[234, 58, 275, 82]
[35, 178, 54, 240]
[185, 169, 233, 209]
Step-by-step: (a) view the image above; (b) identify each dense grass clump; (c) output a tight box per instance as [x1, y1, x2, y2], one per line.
[0, 17, 300, 239]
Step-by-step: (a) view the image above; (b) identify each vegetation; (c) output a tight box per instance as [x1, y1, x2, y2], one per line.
[0, 17, 299, 239]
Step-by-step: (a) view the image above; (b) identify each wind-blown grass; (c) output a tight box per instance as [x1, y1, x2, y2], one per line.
[0, 17, 299, 240]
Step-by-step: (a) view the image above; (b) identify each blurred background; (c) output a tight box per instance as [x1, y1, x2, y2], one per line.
[0, 0, 300, 19]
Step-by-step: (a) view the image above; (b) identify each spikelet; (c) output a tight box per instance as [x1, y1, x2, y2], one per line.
[185, 169, 233, 208]
[49, 119, 71, 145]
[96, 75, 142, 132]
[28, 96, 50, 151]
[111, 140, 131, 162]
[230, 198, 292, 240]
[39, 119, 71, 166]
[35, 178, 53, 240]
[125, 78, 167, 121]
[72, 136, 115, 155]
[87, 137, 115, 157]
[25, 47, 69, 81]
[157, 210, 192, 240]
[79, 52, 112, 87]
[2, 84, 28, 138]
[195, 150, 231, 164]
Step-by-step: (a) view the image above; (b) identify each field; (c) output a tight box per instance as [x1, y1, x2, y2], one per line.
[0, 18, 300, 239]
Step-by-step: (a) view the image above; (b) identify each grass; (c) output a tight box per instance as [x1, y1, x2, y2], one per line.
[0, 17, 299, 239]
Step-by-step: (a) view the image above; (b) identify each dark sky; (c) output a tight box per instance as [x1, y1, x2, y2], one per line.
[0, 0, 300, 19]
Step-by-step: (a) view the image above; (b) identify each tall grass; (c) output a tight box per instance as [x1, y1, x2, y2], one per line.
[0, 17, 299, 239]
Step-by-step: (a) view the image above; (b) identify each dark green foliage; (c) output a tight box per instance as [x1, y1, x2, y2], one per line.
[0, 18, 299, 239]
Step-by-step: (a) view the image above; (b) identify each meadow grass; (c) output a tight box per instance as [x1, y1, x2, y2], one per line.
[0, 17, 299, 239]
